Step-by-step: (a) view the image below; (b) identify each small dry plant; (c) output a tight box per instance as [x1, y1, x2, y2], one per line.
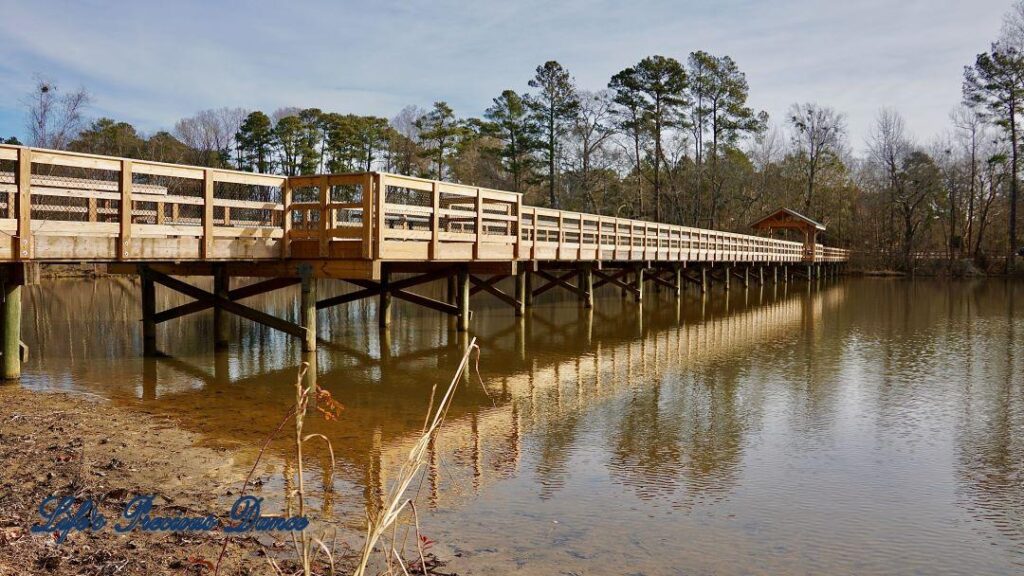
[353, 337, 481, 576]
[214, 337, 481, 576]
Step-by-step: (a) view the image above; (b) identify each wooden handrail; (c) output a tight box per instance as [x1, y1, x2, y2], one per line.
[0, 144, 849, 264]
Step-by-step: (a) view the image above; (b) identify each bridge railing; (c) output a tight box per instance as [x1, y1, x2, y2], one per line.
[304, 172, 821, 264]
[0, 144, 286, 261]
[0, 145, 849, 265]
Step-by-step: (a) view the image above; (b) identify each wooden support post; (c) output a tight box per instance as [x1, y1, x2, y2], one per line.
[724, 266, 731, 291]
[379, 266, 392, 328]
[301, 274, 317, 352]
[633, 264, 644, 303]
[457, 267, 470, 332]
[580, 263, 594, 309]
[773, 266, 778, 284]
[447, 275, 457, 305]
[140, 265, 156, 356]
[514, 269, 526, 317]
[700, 266, 708, 294]
[758, 266, 764, 286]
[783, 265, 789, 284]
[742, 266, 749, 288]
[807, 264, 814, 282]
[2, 279, 21, 380]
[673, 265, 682, 298]
[213, 264, 229, 349]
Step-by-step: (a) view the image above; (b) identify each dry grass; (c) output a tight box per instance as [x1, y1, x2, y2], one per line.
[214, 337, 481, 576]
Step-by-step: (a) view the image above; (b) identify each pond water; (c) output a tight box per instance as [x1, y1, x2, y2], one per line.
[15, 276, 1024, 575]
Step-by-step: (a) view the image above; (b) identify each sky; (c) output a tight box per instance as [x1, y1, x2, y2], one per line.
[0, 0, 1013, 153]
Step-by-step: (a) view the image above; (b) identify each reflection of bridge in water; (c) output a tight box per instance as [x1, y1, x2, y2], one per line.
[44, 279, 847, 517]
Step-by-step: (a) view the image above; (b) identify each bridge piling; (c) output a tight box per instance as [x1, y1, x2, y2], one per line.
[140, 266, 156, 357]
[457, 268, 470, 332]
[579, 264, 594, 309]
[301, 275, 317, 352]
[213, 264, 229, 349]
[3, 280, 22, 380]
[633, 264, 644, 303]
[379, 267, 392, 328]
[514, 270, 527, 316]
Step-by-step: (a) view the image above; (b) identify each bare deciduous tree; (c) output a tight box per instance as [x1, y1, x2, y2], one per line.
[789, 102, 846, 214]
[174, 107, 249, 167]
[25, 76, 91, 150]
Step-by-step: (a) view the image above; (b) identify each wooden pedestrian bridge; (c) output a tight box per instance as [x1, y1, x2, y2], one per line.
[0, 144, 849, 379]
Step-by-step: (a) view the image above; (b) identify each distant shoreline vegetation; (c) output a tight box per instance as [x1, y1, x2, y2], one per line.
[14, 2, 1024, 273]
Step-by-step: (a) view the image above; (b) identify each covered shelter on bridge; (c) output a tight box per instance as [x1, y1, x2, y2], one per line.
[750, 208, 825, 262]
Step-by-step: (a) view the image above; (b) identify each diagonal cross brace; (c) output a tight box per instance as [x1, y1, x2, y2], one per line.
[469, 274, 519, 308]
[147, 269, 306, 338]
[153, 277, 301, 323]
[532, 269, 582, 298]
[592, 268, 638, 295]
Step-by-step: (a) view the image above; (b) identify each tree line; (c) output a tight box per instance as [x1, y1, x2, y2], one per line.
[16, 1, 1024, 272]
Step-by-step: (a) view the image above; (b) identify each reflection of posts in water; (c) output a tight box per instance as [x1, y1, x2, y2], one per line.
[214, 349, 229, 383]
[367, 427, 384, 518]
[674, 297, 681, 325]
[515, 316, 526, 361]
[142, 356, 157, 401]
[579, 307, 593, 346]
[302, 352, 318, 411]
[471, 412, 482, 492]
[379, 326, 392, 363]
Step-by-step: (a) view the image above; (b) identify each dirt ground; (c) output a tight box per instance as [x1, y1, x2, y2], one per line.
[0, 386, 349, 576]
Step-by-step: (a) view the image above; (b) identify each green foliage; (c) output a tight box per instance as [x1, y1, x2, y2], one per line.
[323, 114, 391, 173]
[481, 89, 540, 192]
[527, 61, 580, 207]
[415, 101, 469, 180]
[235, 111, 275, 173]
[69, 118, 145, 157]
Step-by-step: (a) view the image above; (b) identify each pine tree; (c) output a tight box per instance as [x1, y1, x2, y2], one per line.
[526, 61, 580, 208]
[415, 102, 467, 180]
[964, 42, 1024, 270]
[482, 90, 539, 192]
[235, 111, 274, 173]
[610, 56, 687, 222]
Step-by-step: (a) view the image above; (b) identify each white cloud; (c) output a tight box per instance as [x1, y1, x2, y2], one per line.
[0, 0, 1011, 150]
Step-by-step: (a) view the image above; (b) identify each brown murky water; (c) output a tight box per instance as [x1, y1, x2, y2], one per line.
[13, 277, 1024, 575]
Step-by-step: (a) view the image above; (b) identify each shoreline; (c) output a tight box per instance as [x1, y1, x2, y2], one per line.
[0, 386, 348, 575]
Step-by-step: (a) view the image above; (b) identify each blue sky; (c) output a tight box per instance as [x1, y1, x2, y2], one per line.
[0, 0, 1011, 151]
